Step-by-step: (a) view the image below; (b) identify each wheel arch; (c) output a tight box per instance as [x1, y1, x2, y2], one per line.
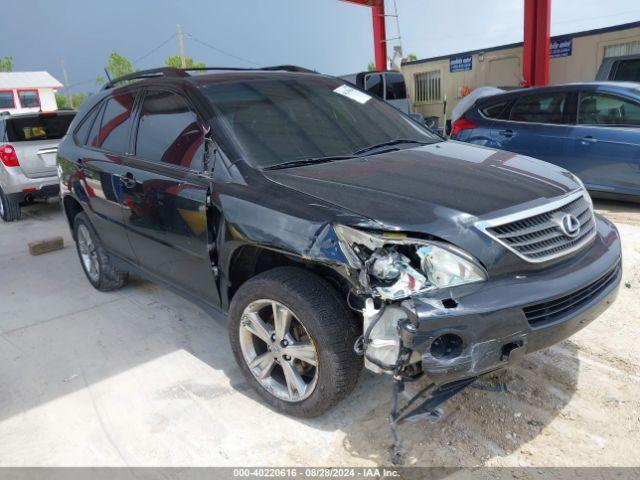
[62, 194, 85, 237]
[223, 244, 351, 310]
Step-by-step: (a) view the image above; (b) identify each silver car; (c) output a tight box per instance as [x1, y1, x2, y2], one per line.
[0, 111, 75, 221]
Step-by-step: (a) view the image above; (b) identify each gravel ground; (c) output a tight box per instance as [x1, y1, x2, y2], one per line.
[0, 198, 638, 467]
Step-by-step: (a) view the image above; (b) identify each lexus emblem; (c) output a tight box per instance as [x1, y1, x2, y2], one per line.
[558, 213, 581, 238]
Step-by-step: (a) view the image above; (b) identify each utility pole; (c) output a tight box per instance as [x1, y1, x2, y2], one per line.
[60, 58, 72, 109]
[176, 24, 186, 68]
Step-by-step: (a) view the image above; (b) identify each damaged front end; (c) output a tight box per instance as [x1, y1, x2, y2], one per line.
[334, 224, 491, 464]
[334, 224, 487, 375]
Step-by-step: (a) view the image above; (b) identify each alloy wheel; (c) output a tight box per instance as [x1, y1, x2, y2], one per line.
[77, 224, 100, 282]
[238, 299, 319, 402]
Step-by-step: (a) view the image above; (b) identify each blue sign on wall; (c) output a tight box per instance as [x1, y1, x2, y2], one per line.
[550, 38, 572, 58]
[450, 55, 472, 73]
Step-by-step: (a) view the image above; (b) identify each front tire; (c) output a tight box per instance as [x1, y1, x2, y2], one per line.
[229, 267, 362, 417]
[73, 212, 128, 291]
[0, 187, 21, 222]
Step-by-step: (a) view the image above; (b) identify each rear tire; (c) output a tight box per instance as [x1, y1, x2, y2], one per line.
[0, 187, 21, 222]
[229, 267, 362, 417]
[73, 212, 128, 291]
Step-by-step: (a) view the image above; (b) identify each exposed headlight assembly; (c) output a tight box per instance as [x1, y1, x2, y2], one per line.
[335, 225, 487, 300]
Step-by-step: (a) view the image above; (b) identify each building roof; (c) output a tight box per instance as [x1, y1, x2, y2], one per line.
[402, 20, 640, 67]
[0, 71, 63, 89]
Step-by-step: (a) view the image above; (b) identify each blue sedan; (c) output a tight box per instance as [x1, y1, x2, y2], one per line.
[451, 82, 640, 200]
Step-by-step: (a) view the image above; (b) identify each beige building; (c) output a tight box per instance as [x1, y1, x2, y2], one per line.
[401, 21, 640, 127]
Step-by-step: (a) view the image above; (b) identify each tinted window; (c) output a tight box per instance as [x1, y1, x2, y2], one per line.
[87, 102, 105, 148]
[95, 91, 135, 153]
[200, 76, 438, 168]
[4, 113, 75, 142]
[385, 73, 407, 100]
[509, 92, 567, 124]
[578, 92, 640, 126]
[364, 74, 384, 98]
[74, 105, 101, 145]
[480, 101, 509, 118]
[0, 91, 15, 109]
[135, 90, 204, 169]
[18, 90, 40, 108]
[612, 59, 640, 81]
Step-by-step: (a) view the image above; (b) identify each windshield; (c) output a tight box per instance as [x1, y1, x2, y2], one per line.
[4, 113, 75, 142]
[200, 75, 439, 168]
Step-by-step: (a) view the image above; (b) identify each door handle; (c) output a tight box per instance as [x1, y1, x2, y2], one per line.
[119, 172, 137, 188]
[581, 135, 597, 145]
[499, 129, 514, 138]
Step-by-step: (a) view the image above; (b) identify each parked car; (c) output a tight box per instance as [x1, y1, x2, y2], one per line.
[0, 110, 76, 221]
[58, 67, 621, 421]
[450, 82, 640, 200]
[596, 54, 640, 82]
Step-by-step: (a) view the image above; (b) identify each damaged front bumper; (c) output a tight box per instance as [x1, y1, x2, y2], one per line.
[372, 215, 622, 385]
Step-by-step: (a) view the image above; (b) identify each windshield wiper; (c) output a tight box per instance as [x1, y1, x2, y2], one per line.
[353, 139, 431, 156]
[264, 155, 357, 170]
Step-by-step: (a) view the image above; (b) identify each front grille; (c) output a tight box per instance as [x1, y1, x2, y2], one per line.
[523, 263, 620, 327]
[485, 193, 596, 263]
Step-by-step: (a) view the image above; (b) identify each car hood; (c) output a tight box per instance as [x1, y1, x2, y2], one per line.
[264, 141, 579, 231]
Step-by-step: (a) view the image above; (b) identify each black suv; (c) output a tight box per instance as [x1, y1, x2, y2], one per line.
[57, 67, 621, 419]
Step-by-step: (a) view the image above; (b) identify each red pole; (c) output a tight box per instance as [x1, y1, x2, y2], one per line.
[371, 1, 387, 71]
[522, 0, 551, 86]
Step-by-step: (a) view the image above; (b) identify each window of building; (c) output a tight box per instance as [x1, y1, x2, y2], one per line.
[94, 92, 136, 154]
[135, 90, 204, 170]
[414, 70, 441, 103]
[18, 90, 40, 109]
[604, 40, 640, 58]
[578, 93, 640, 126]
[509, 92, 567, 124]
[0, 90, 15, 109]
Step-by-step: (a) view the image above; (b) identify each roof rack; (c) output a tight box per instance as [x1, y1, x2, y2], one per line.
[101, 67, 190, 90]
[101, 65, 317, 90]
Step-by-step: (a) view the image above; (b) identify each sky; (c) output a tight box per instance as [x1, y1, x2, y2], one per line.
[3, 0, 640, 94]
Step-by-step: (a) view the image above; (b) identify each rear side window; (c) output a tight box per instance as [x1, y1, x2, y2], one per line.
[93, 91, 136, 153]
[509, 92, 567, 124]
[18, 90, 40, 109]
[578, 92, 640, 126]
[135, 90, 204, 170]
[480, 101, 509, 118]
[611, 59, 640, 81]
[0, 91, 15, 109]
[4, 114, 75, 142]
[74, 104, 102, 145]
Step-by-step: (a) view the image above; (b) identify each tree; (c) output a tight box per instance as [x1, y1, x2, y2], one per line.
[406, 53, 418, 62]
[367, 61, 376, 72]
[165, 55, 205, 69]
[0, 56, 13, 72]
[97, 52, 137, 84]
[55, 92, 88, 110]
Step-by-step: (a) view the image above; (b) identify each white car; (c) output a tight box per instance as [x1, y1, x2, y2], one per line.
[0, 111, 75, 221]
